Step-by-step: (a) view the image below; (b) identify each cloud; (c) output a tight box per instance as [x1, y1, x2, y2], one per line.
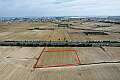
[0, 0, 120, 16]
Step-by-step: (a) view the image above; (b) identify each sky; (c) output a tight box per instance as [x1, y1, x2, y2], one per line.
[0, 0, 120, 17]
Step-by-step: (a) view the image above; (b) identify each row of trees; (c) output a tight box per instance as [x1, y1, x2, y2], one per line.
[0, 40, 119, 47]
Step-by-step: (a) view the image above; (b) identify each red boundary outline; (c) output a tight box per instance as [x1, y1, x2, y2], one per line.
[33, 48, 80, 68]
[44, 50, 78, 52]
[75, 50, 81, 64]
[33, 47, 45, 68]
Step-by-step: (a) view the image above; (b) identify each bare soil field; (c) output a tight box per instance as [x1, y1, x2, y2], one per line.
[0, 30, 51, 40]
[0, 22, 54, 41]
[0, 47, 119, 80]
[68, 29, 120, 41]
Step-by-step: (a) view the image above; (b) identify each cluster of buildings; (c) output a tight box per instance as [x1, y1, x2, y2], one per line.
[0, 16, 120, 23]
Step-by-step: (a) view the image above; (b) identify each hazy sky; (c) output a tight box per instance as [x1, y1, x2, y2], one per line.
[0, 0, 120, 17]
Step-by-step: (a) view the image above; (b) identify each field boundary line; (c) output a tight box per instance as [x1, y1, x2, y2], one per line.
[74, 50, 81, 64]
[35, 63, 78, 68]
[33, 47, 45, 68]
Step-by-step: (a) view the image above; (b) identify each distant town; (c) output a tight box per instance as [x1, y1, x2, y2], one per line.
[0, 16, 120, 24]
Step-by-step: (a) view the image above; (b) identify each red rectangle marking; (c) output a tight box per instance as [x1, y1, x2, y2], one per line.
[34, 48, 80, 68]
[44, 50, 77, 52]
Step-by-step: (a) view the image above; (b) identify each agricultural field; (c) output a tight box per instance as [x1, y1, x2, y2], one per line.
[0, 21, 120, 80]
[34, 47, 80, 68]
